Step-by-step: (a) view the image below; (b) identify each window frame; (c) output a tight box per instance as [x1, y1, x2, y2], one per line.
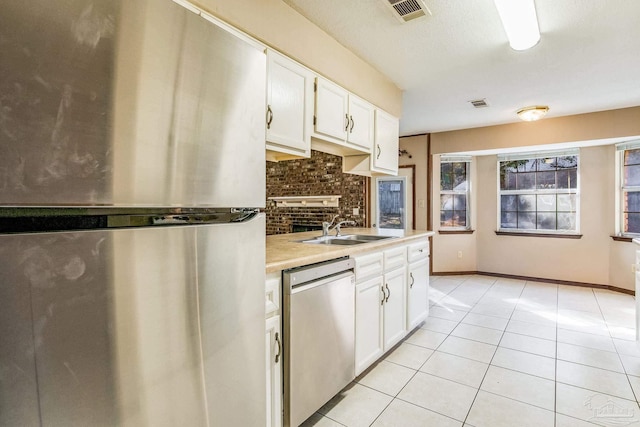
[616, 141, 640, 237]
[439, 156, 471, 231]
[496, 150, 580, 236]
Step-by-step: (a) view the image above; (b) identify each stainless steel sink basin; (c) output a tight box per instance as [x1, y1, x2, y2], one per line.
[301, 238, 365, 245]
[340, 235, 392, 241]
[298, 234, 395, 245]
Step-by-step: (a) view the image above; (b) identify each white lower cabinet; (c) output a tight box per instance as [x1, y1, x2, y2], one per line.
[355, 276, 384, 375]
[382, 267, 407, 350]
[265, 274, 282, 427]
[354, 238, 430, 376]
[407, 257, 429, 330]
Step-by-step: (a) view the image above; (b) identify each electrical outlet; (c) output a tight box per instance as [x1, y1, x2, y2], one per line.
[418, 199, 426, 208]
[457, 251, 463, 259]
[353, 207, 359, 215]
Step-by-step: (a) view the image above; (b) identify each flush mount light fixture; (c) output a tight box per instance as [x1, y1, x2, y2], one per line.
[493, 0, 540, 51]
[517, 105, 549, 121]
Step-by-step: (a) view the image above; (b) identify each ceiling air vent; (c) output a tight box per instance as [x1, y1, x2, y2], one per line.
[383, 0, 431, 23]
[469, 99, 489, 108]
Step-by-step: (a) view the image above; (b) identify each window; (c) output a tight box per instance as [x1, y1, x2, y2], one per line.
[376, 176, 407, 230]
[498, 150, 579, 233]
[617, 142, 640, 235]
[440, 156, 470, 229]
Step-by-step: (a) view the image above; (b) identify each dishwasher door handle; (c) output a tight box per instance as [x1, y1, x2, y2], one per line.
[290, 270, 354, 294]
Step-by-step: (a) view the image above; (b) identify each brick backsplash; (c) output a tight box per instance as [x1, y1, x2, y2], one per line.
[266, 150, 367, 235]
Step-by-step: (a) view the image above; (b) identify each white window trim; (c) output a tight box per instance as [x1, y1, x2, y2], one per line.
[439, 156, 471, 231]
[616, 140, 640, 237]
[496, 149, 581, 235]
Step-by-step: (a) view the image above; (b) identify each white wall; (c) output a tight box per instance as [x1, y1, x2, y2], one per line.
[431, 155, 478, 272]
[194, 0, 402, 116]
[430, 107, 640, 291]
[475, 146, 614, 286]
[399, 135, 429, 230]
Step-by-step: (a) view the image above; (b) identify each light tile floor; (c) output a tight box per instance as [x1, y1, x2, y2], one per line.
[301, 275, 640, 427]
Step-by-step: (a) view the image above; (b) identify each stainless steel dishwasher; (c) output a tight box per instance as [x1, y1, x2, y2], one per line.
[283, 257, 356, 427]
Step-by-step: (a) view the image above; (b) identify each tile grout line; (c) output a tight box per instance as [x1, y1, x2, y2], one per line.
[319, 276, 468, 427]
[366, 275, 470, 426]
[412, 275, 498, 425]
[554, 280, 559, 427]
[593, 286, 640, 407]
[460, 277, 525, 425]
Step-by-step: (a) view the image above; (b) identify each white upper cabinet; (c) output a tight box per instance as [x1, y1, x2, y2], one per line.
[313, 77, 374, 154]
[347, 95, 375, 151]
[314, 77, 349, 143]
[266, 49, 314, 160]
[372, 109, 399, 174]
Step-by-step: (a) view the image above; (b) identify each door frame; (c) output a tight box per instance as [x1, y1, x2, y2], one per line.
[399, 165, 416, 230]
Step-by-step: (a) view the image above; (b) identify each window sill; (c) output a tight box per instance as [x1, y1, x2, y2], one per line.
[495, 231, 582, 239]
[611, 235, 635, 242]
[439, 229, 475, 235]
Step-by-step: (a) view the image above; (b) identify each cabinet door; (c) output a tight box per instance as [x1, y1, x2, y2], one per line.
[383, 267, 407, 351]
[266, 50, 313, 157]
[355, 276, 384, 376]
[407, 258, 430, 330]
[347, 95, 374, 152]
[314, 77, 349, 143]
[372, 109, 399, 174]
[265, 316, 283, 427]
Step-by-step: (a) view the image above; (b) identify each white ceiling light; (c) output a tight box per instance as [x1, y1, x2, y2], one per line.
[493, 0, 540, 51]
[517, 105, 549, 121]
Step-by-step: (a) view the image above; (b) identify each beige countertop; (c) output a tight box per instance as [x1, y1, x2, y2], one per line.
[266, 228, 435, 273]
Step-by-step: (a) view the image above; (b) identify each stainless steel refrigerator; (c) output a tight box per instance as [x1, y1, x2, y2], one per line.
[0, 1, 266, 426]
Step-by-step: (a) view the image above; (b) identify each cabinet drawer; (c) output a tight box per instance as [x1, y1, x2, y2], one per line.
[265, 274, 281, 317]
[354, 252, 384, 282]
[384, 246, 407, 271]
[407, 240, 429, 263]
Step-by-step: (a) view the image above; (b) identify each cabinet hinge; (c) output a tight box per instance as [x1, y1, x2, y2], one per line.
[313, 82, 317, 92]
[313, 115, 316, 126]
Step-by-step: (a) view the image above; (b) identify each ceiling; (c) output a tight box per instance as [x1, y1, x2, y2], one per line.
[281, 0, 640, 136]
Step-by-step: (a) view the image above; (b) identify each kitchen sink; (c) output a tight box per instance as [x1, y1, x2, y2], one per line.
[299, 234, 395, 245]
[339, 235, 392, 241]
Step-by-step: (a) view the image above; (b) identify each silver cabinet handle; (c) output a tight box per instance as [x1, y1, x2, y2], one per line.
[380, 287, 385, 306]
[385, 283, 390, 302]
[266, 105, 273, 129]
[349, 115, 354, 133]
[344, 113, 350, 131]
[410, 272, 414, 289]
[274, 332, 281, 363]
[376, 144, 381, 159]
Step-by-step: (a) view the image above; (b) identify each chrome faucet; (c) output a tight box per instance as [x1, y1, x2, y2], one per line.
[322, 215, 356, 237]
[322, 215, 339, 237]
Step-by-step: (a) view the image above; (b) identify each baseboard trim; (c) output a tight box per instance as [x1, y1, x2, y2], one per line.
[432, 270, 635, 296]
[432, 271, 478, 276]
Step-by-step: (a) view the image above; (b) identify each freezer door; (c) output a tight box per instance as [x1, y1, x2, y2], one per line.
[0, 215, 266, 427]
[0, 0, 266, 207]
